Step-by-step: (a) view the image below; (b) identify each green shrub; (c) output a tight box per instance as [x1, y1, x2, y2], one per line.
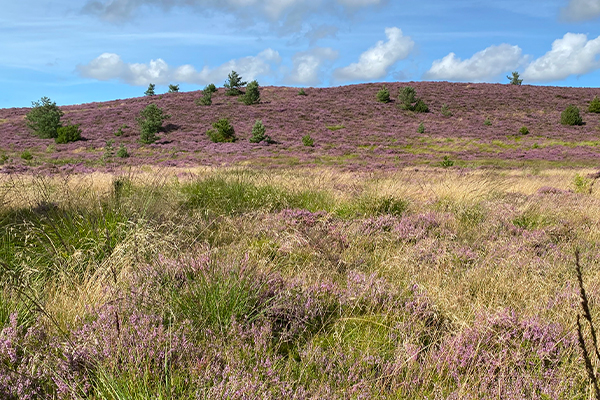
[144, 83, 156, 96]
[588, 96, 600, 113]
[398, 86, 417, 110]
[441, 103, 452, 117]
[440, 155, 454, 168]
[417, 123, 425, 134]
[20, 150, 33, 160]
[507, 71, 523, 85]
[207, 118, 236, 143]
[376, 86, 391, 103]
[137, 104, 171, 144]
[561, 105, 584, 126]
[573, 173, 591, 194]
[117, 144, 130, 158]
[224, 71, 246, 96]
[518, 126, 529, 135]
[168, 84, 179, 93]
[55, 124, 82, 144]
[114, 124, 128, 136]
[241, 80, 260, 105]
[484, 118, 492, 126]
[196, 91, 212, 106]
[103, 140, 114, 161]
[204, 83, 217, 94]
[413, 99, 429, 113]
[249, 120, 272, 144]
[298, 88, 307, 96]
[0, 154, 9, 165]
[302, 134, 314, 147]
[25, 96, 63, 139]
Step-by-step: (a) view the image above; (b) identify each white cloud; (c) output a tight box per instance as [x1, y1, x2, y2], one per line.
[332, 27, 414, 82]
[522, 33, 600, 82]
[560, 0, 600, 22]
[423, 44, 524, 82]
[286, 47, 338, 85]
[77, 49, 281, 86]
[82, 0, 383, 25]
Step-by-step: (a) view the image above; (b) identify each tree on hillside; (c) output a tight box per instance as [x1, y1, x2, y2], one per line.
[145, 83, 156, 96]
[25, 96, 64, 139]
[507, 71, 523, 85]
[224, 71, 247, 96]
[168, 84, 180, 93]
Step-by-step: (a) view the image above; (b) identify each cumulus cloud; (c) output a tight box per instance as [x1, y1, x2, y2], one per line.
[77, 49, 281, 86]
[82, 0, 384, 25]
[560, 0, 600, 22]
[423, 44, 524, 82]
[522, 33, 600, 82]
[285, 47, 339, 85]
[332, 27, 414, 82]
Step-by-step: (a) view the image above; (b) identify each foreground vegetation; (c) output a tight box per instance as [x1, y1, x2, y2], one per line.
[1, 166, 599, 398]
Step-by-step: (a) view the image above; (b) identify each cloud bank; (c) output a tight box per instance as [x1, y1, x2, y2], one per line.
[333, 27, 414, 82]
[560, 0, 600, 22]
[286, 47, 339, 85]
[423, 44, 524, 82]
[77, 49, 281, 86]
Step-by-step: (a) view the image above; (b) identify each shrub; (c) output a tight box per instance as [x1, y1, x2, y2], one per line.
[241, 80, 260, 105]
[144, 83, 156, 96]
[55, 124, 82, 144]
[518, 126, 529, 135]
[441, 103, 452, 117]
[117, 144, 130, 158]
[20, 150, 33, 160]
[298, 88, 307, 96]
[398, 86, 417, 110]
[302, 134, 314, 147]
[561, 105, 584, 126]
[484, 118, 492, 126]
[440, 155, 454, 167]
[417, 123, 425, 134]
[507, 71, 523, 85]
[168, 84, 179, 93]
[103, 139, 114, 160]
[196, 91, 212, 106]
[25, 96, 63, 139]
[249, 120, 272, 144]
[376, 86, 391, 103]
[204, 83, 217, 94]
[207, 118, 236, 143]
[224, 71, 246, 96]
[588, 96, 600, 113]
[413, 99, 429, 113]
[114, 124, 128, 136]
[137, 104, 171, 144]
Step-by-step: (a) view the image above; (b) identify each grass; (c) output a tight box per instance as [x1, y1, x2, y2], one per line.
[0, 166, 599, 398]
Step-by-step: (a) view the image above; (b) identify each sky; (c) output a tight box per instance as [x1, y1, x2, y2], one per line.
[2, 0, 600, 108]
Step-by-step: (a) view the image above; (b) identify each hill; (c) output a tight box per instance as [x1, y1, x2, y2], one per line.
[1, 82, 600, 173]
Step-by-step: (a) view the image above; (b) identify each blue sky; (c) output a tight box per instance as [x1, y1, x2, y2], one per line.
[2, 0, 600, 108]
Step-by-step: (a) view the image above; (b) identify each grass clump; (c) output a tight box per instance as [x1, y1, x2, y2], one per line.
[55, 124, 82, 144]
[327, 124, 344, 131]
[137, 104, 170, 144]
[20, 149, 33, 160]
[376, 86, 391, 103]
[561, 105, 584, 126]
[573, 173, 592, 194]
[25, 96, 63, 139]
[302, 134, 314, 147]
[440, 155, 454, 167]
[207, 118, 236, 143]
[588, 96, 600, 113]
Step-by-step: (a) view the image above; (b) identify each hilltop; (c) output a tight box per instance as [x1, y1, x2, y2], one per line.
[1, 81, 600, 173]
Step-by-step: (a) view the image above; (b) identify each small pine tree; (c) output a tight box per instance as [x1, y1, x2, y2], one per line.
[168, 84, 179, 93]
[196, 91, 212, 106]
[207, 118, 236, 143]
[55, 124, 82, 144]
[413, 99, 429, 113]
[376, 86, 391, 103]
[241, 80, 260, 105]
[298, 88, 307, 96]
[103, 140, 114, 161]
[417, 123, 425, 134]
[25, 97, 64, 139]
[561, 105, 584, 126]
[204, 83, 217, 94]
[117, 144, 130, 158]
[441, 103, 452, 117]
[302, 134, 314, 147]
[137, 104, 171, 144]
[398, 86, 417, 110]
[588, 96, 600, 113]
[145, 83, 156, 96]
[224, 71, 247, 96]
[507, 71, 523, 85]
[249, 119, 272, 143]
[519, 126, 529, 135]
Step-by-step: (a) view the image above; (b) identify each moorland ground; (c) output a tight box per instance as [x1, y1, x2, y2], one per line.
[1, 82, 600, 398]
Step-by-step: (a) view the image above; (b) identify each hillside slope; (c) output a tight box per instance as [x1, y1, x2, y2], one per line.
[1, 82, 600, 172]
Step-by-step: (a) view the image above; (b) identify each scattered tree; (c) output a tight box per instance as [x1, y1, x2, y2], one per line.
[241, 80, 260, 105]
[588, 96, 600, 113]
[196, 91, 212, 106]
[376, 86, 391, 103]
[561, 105, 584, 126]
[204, 83, 217, 94]
[441, 103, 452, 117]
[145, 83, 156, 96]
[249, 119, 273, 143]
[55, 124, 82, 144]
[224, 71, 247, 96]
[207, 118, 236, 143]
[507, 71, 523, 85]
[25, 96, 64, 139]
[137, 104, 171, 144]
[398, 86, 428, 112]
[168, 84, 180, 93]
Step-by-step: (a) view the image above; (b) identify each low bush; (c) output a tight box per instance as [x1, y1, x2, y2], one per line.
[440, 155, 454, 167]
[240, 80, 260, 105]
[137, 104, 171, 144]
[298, 88, 307, 96]
[588, 96, 600, 113]
[195, 91, 212, 106]
[302, 134, 314, 147]
[398, 86, 428, 113]
[207, 118, 236, 143]
[484, 118, 492, 126]
[417, 123, 425, 134]
[561, 105, 584, 126]
[55, 124, 82, 144]
[25, 96, 63, 139]
[117, 144, 129, 158]
[518, 126, 529, 135]
[20, 150, 33, 160]
[376, 87, 391, 103]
